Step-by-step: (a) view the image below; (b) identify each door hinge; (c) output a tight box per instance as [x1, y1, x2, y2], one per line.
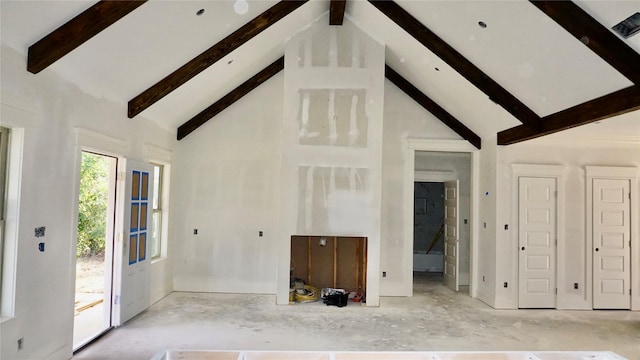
[555, 239, 558, 246]
[117, 171, 125, 181]
[555, 288, 557, 295]
[114, 295, 120, 305]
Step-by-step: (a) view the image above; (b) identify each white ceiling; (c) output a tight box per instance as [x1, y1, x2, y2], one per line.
[1, 0, 639, 140]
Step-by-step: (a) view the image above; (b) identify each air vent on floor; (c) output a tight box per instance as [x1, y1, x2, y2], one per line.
[612, 12, 640, 39]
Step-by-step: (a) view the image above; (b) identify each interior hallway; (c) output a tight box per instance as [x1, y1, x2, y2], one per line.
[73, 273, 640, 360]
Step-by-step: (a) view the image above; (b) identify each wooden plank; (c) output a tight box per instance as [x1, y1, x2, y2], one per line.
[329, 0, 347, 25]
[498, 85, 640, 145]
[370, 0, 540, 127]
[385, 65, 482, 149]
[336, 237, 358, 291]
[177, 57, 284, 140]
[290, 236, 310, 284]
[530, 1, 640, 84]
[309, 236, 335, 289]
[362, 237, 367, 292]
[129, 1, 306, 118]
[27, 1, 147, 74]
[333, 237, 338, 288]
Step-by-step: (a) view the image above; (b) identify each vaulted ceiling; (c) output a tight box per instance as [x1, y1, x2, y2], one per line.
[2, 0, 639, 146]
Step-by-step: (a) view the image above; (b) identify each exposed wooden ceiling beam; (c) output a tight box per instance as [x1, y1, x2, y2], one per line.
[177, 57, 284, 141]
[530, 1, 640, 85]
[498, 85, 640, 145]
[27, 1, 147, 74]
[330, 0, 347, 25]
[385, 65, 481, 149]
[129, 1, 307, 119]
[369, 0, 541, 127]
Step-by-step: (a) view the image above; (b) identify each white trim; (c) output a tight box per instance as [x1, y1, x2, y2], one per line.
[0, 128, 24, 318]
[144, 143, 173, 164]
[1, 93, 37, 130]
[404, 139, 479, 298]
[74, 127, 128, 157]
[414, 171, 456, 182]
[586, 166, 639, 311]
[511, 164, 565, 309]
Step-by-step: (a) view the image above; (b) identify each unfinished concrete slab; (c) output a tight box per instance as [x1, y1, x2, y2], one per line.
[73, 275, 639, 360]
[152, 350, 625, 360]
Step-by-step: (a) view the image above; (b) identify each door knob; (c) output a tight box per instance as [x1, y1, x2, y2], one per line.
[521, 246, 525, 251]
[595, 248, 599, 252]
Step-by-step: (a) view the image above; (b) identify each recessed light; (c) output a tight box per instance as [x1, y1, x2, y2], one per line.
[196, 8, 205, 16]
[478, 21, 487, 29]
[234, 0, 249, 15]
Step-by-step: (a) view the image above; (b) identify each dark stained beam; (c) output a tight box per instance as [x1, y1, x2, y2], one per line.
[530, 1, 640, 84]
[27, 1, 147, 74]
[369, 0, 540, 127]
[330, 0, 347, 25]
[177, 57, 284, 140]
[129, 1, 307, 119]
[385, 65, 481, 149]
[498, 85, 640, 145]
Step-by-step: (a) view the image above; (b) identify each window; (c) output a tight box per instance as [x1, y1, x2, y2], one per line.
[0, 127, 9, 305]
[151, 163, 163, 259]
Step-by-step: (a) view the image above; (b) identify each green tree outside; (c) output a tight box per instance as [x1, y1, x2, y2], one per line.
[77, 152, 109, 258]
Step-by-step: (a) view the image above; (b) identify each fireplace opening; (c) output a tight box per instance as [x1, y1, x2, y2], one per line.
[290, 235, 367, 305]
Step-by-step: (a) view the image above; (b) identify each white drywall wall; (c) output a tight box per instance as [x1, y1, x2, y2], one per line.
[476, 137, 499, 307]
[494, 138, 640, 309]
[171, 73, 284, 294]
[0, 45, 175, 360]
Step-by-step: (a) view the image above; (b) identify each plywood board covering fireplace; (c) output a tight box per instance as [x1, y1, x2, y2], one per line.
[291, 236, 367, 294]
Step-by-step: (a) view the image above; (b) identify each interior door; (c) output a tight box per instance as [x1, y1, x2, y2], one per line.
[593, 178, 631, 309]
[443, 180, 459, 291]
[518, 177, 556, 308]
[113, 159, 154, 325]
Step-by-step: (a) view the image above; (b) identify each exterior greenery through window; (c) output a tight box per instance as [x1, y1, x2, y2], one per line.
[77, 152, 109, 257]
[151, 164, 163, 259]
[0, 127, 10, 303]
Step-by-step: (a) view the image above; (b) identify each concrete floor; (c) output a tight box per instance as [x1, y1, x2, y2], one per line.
[73, 273, 640, 360]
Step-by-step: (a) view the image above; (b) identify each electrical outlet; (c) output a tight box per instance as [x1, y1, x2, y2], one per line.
[17, 338, 23, 350]
[504, 224, 509, 230]
[574, 283, 579, 290]
[382, 271, 387, 278]
[193, 229, 198, 235]
[258, 231, 263, 237]
[504, 282, 508, 288]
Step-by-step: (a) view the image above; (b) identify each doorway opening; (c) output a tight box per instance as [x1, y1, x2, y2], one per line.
[74, 151, 117, 350]
[413, 182, 445, 275]
[412, 151, 471, 295]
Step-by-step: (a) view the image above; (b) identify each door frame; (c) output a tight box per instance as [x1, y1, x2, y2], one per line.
[511, 164, 564, 309]
[72, 128, 128, 335]
[586, 166, 639, 310]
[404, 139, 479, 297]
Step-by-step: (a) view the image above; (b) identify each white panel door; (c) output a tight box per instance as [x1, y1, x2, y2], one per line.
[443, 180, 459, 292]
[114, 159, 154, 325]
[518, 177, 556, 308]
[593, 178, 630, 309]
